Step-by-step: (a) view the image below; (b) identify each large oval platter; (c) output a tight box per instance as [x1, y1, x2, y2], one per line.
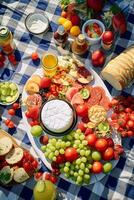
[22, 59, 121, 185]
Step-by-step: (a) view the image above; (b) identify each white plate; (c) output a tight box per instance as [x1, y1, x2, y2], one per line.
[22, 66, 121, 185]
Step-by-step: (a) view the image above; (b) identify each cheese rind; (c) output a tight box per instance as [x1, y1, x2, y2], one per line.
[41, 100, 74, 133]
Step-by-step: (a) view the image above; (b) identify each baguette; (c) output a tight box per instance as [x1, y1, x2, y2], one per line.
[0, 137, 13, 156]
[5, 147, 23, 165]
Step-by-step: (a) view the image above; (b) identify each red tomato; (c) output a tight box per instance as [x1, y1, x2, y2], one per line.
[12, 103, 20, 110]
[31, 52, 39, 60]
[77, 122, 86, 132]
[8, 108, 15, 116]
[106, 138, 114, 147]
[32, 160, 38, 169]
[25, 111, 31, 118]
[34, 172, 43, 181]
[40, 77, 51, 89]
[129, 114, 134, 121]
[125, 108, 132, 113]
[127, 120, 134, 128]
[127, 130, 133, 137]
[40, 135, 49, 145]
[44, 173, 51, 180]
[23, 151, 29, 158]
[65, 147, 78, 162]
[76, 104, 88, 117]
[95, 138, 108, 152]
[28, 106, 39, 120]
[84, 128, 93, 136]
[55, 154, 66, 164]
[23, 162, 32, 172]
[86, 134, 97, 147]
[27, 154, 34, 162]
[111, 113, 118, 120]
[102, 147, 114, 161]
[4, 119, 11, 126]
[119, 112, 129, 122]
[118, 118, 126, 128]
[92, 161, 103, 174]
[49, 175, 58, 184]
[8, 121, 15, 129]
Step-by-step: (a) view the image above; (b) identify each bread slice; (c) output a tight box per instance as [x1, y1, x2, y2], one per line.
[5, 147, 23, 165]
[0, 137, 13, 156]
[13, 168, 29, 183]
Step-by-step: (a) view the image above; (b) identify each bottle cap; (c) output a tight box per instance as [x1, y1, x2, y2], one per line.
[0, 26, 10, 39]
[77, 34, 85, 43]
[58, 25, 65, 35]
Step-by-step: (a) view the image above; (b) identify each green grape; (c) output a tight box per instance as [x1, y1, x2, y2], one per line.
[52, 156, 57, 161]
[56, 142, 61, 149]
[58, 139, 62, 143]
[88, 155, 93, 164]
[76, 129, 81, 134]
[78, 169, 84, 176]
[59, 149, 65, 154]
[70, 165, 75, 171]
[80, 150, 85, 156]
[65, 162, 71, 167]
[74, 133, 79, 139]
[63, 135, 68, 141]
[81, 157, 87, 163]
[75, 139, 80, 145]
[84, 174, 90, 180]
[51, 138, 57, 145]
[66, 141, 71, 147]
[61, 141, 66, 148]
[47, 143, 51, 148]
[85, 168, 89, 173]
[70, 170, 74, 175]
[44, 152, 49, 157]
[82, 140, 88, 146]
[55, 150, 59, 156]
[66, 135, 72, 141]
[73, 144, 77, 148]
[77, 176, 83, 183]
[50, 146, 55, 151]
[85, 150, 91, 156]
[48, 152, 54, 160]
[89, 164, 92, 169]
[76, 158, 81, 165]
[41, 145, 46, 152]
[64, 166, 69, 173]
[65, 173, 70, 178]
[46, 148, 51, 153]
[80, 163, 85, 170]
[79, 144, 84, 149]
[75, 165, 79, 169]
[74, 172, 78, 177]
[80, 134, 85, 140]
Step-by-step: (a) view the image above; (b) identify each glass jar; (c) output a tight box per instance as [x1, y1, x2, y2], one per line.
[71, 34, 88, 55]
[42, 53, 58, 77]
[0, 26, 15, 54]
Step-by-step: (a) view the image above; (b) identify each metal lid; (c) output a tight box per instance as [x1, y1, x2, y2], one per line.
[57, 25, 65, 35]
[78, 34, 85, 43]
[0, 26, 10, 39]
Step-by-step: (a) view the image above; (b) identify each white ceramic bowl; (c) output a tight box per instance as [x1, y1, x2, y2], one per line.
[82, 19, 105, 45]
[25, 13, 49, 35]
[0, 81, 20, 106]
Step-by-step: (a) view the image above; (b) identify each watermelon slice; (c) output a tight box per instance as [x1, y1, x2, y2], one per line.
[71, 92, 84, 105]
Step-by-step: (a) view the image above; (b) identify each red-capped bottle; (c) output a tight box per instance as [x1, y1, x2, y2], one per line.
[54, 25, 68, 47]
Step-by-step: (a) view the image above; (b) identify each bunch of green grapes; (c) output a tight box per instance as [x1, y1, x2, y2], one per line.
[41, 138, 71, 162]
[60, 158, 92, 185]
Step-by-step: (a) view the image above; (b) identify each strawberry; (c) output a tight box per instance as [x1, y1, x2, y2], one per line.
[112, 12, 127, 34]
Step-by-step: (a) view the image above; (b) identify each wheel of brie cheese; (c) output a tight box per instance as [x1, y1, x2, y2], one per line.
[41, 99, 74, 133]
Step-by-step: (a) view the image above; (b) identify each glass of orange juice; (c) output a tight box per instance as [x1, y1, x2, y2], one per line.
[42, 53, 58, 77]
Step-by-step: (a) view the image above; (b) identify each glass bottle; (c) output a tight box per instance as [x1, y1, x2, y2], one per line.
[71, 34, 88, 55]
[0, 26, 15, 54]
[54, 25, 68, 47]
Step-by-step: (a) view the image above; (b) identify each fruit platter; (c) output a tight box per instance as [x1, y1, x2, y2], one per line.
[0, 129, 39, 186]
[21, 55, 124, 185]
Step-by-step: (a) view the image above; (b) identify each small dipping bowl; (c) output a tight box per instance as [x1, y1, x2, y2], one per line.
[25, 13, 49, 35]
[82, 19, 105, 45]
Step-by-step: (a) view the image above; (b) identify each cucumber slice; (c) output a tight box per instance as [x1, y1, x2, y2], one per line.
[6, 96, 14, 103]
[0, 96, 6, 102]
[98, 122, 109, 132]
[0, 166, 13, 185]
[9, 83, 17, 91]
[80, 88, 90, 99]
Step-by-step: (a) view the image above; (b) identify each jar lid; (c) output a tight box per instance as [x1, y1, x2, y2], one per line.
[77, 34, 85, 43]
[57, 25, 65, 35]
[0, 26, 10, 39]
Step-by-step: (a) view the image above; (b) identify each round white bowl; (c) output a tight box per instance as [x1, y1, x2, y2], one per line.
[82, 19, 105, 45]
[25, 13, 49, 35]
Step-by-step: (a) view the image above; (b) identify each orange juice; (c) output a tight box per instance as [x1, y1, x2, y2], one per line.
[42, 53, 58, 77]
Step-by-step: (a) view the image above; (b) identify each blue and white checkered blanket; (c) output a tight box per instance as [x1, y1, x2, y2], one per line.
[0, 0, 134, 200]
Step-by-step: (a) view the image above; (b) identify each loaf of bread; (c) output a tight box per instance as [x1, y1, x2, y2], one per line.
[101, 46, 134, 90]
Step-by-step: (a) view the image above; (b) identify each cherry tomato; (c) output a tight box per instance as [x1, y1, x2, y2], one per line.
[49, 175, 58, 184]
[82, 116, 89, 123]
[127, 120, 134, 128]
[55, 154, 66, 164]
[23, 151, 29, 158]
[43, 173, 51, 181]
[129, 114, 134, 121]
[65, 147, 78, 162]
[84, 128, 93, 136]
[8, 121, 15, 129]
[40, 135, 49, 145]
[12, 103, 20, 110]
[23, 162, 31, 172]
[92, 161, 103, 174]
[86, 134, 97, 147]
[76, 104, 88, 117]
[102, 147, 114, 161]
[127, 130, 133, 137]
[110, 99, 119, 107]
[8, 108, 15, 116]
[52, 168, 60, 176]
[4, 119, 11, 126]
[111, 113, 118, 120]
[34, 172, 43, 181]
[30, 120, 40, 126]
[28, 106, 39, 120]
[125, 108, 132, 113]
[95, 138, 108, 152]
[77, 122, 86, 132]
[27, 154, 34, 162]
[106, 138, 114, 147]
[118, 118, 126, 128]
[121, 131, 128, 137]
[25, 111, 31, 118]
[119, 112, 129, 122]
[32, 160, 38, 169]
[40, 77, 51, 89]
[31, 52, 39, 60]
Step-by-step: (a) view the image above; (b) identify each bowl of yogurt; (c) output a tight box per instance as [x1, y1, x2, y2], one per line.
[25, 13, 49, 35]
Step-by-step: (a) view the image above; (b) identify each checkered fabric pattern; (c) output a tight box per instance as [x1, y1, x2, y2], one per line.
[0, 0, 134, 200]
